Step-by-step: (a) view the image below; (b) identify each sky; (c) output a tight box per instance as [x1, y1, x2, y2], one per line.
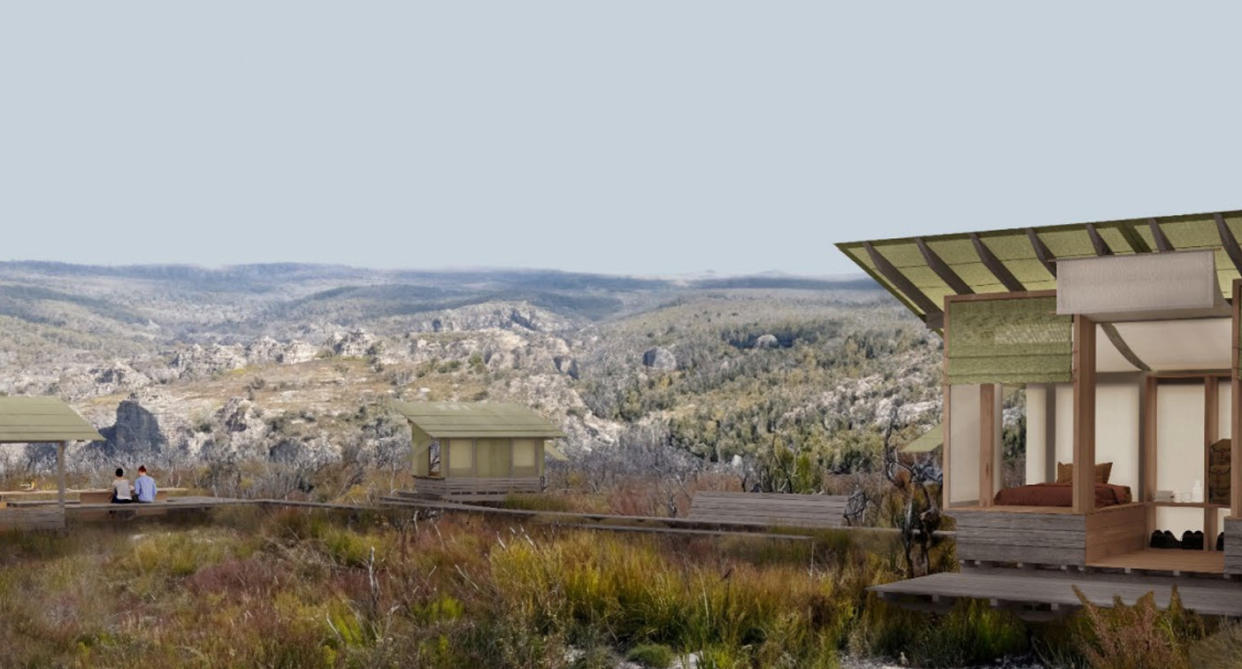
[3, 3, 1242, 277]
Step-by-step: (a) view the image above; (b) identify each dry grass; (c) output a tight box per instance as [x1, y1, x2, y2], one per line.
[1072, 586, 1206, 669]
[0, 506, 1202, 668]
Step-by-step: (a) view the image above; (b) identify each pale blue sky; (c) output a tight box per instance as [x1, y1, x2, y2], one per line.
[2, 3, 1240, 276]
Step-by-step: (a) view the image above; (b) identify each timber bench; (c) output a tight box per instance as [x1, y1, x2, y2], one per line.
[77, 488, 186, 505]
[686, 491, 848, 529]
[0, 487, 189, 505]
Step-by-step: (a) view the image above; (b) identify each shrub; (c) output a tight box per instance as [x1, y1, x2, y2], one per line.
[1072, 585, 1204, 669]
[626, 643, 675, 668]
[1189, 622, 1242, 669]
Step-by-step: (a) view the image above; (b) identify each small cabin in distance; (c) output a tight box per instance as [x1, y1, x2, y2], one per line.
[394, 401, 566, 500]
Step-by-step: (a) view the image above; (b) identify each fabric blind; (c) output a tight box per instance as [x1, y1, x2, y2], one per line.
[947, 296, 1072, 384]
[1235, 282, 1241, 375]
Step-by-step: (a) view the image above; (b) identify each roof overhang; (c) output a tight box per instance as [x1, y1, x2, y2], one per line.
[0, 397, 104, 443]
[902, 424, 942, 453]
[392, 401, 565, 439]
[837, 209, 1242, 330]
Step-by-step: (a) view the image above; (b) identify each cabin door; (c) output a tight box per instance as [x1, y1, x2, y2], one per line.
[476, 438, 512, 477]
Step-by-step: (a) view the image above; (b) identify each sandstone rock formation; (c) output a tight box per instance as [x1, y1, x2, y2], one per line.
[642, 347, 676, 371]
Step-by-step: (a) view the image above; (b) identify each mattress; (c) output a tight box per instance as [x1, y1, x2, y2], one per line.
[992, 482, 1132, 507]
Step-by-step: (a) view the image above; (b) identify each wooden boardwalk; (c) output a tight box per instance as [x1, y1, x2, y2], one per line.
[0, 506, 64, 531]
[377, 493, 804, 536]
[380, 492, 956, 541]
[686, 491, 846, 528]
[872, 566, 1242, 619]
[1, 496, 376, 530]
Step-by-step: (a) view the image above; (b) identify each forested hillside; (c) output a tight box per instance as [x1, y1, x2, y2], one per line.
[0, 263, 941, 495]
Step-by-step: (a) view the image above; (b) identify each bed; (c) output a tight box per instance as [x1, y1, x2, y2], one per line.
[993, 482, 1133, 508]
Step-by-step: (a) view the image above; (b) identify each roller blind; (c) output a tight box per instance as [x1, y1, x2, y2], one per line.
[1235, 282, 1241, 375]
[947, 296, 1072, 385]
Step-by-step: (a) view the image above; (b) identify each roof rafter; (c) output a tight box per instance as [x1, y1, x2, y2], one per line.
[1215, 213, 1242, 274]
[915, 238, 973, 295]
[1025, 228, 1057, 278]
[1116, 223, 1151, 254]
[1148, 218, 1174, 252]
[1085, 223, 1113, 256]
[862, 241, 943, 317]
[969, 234, 1025, 292]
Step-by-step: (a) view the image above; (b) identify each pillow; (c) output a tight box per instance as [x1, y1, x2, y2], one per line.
[1054, 462, 1112, 484]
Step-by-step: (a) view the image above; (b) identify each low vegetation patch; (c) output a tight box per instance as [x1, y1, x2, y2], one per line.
[0, 509, 1222, 668]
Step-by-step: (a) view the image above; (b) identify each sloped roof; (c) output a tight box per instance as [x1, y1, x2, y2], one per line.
[392, 401, 565, 439]
[901, 423, 941, 454]
[837, 208, 1242, 329]
[0, 397, 104, 443]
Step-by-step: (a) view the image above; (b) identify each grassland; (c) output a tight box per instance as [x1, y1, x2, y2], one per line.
[2, 507, 1238, 669]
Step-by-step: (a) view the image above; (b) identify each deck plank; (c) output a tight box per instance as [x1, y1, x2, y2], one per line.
[872, 569, 1242, 617]
[1089, 548, 1225, 574]
[687, 492, 846, 528]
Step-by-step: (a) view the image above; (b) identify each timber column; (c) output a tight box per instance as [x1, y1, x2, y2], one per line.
[1072, 315, 1096, 514]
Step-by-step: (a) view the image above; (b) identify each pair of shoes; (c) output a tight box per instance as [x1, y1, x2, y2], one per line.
[1151, 530, 1181, 549]
[1181, 530, 1205, 550]
[1218, 532, 1226, 551]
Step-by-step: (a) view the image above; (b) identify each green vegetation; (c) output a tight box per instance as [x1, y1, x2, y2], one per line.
[578, 299, 941, 486]
[625, 643, 675, 667]
[0, 509, 958, 667]
[5, 508, 1235, 668]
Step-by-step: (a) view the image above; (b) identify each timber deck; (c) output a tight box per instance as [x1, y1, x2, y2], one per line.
[873, 566, 1242, 619]
[1088, 548, 1225, 575]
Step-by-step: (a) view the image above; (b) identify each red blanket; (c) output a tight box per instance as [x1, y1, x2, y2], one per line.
[993, 482, 1132, 507]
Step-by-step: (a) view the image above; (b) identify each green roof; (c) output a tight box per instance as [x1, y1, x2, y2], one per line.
[0, 397, 104, 443]
[837, 208, 1242, 328]
[902, 424, 942, 453]
[392, 401, 565, 439]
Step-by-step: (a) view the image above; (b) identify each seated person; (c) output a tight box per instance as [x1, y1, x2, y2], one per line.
[133, 465, 157, 503]
[111, 468, 133, 504]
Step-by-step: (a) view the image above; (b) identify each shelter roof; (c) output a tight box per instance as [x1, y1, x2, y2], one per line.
[902, 424, 942, 454]
[393, 401, 565, 439]
[0, 397, 104, 443]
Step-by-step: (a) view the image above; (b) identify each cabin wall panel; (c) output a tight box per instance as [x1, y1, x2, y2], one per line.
[411, 424, 431, 477]
[1156, 384, 1207, 534]
[1096, 382, 1140, 493]
[949, 385, 981, 505]
[1085, 504, 1148, 562]
[1055, 384, 1074, 467]
[1025, 385, 1049, 484]
[1225, 518, 1242, 574]
[951, 510, 1086, 566]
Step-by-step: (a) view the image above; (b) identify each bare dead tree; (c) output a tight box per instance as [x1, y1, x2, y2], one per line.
[880, 405, 942, 578]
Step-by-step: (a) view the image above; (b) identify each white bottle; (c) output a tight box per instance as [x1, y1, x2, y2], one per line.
[1192, 480, 1204, 504]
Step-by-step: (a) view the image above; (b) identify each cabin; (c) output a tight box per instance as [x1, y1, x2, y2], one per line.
[839, 210, 1242, 613]
[394, 401, 566, 500]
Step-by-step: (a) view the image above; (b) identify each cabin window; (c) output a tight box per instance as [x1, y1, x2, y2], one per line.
[512, 439, 538, 476]
[447, 438, 474, 475]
